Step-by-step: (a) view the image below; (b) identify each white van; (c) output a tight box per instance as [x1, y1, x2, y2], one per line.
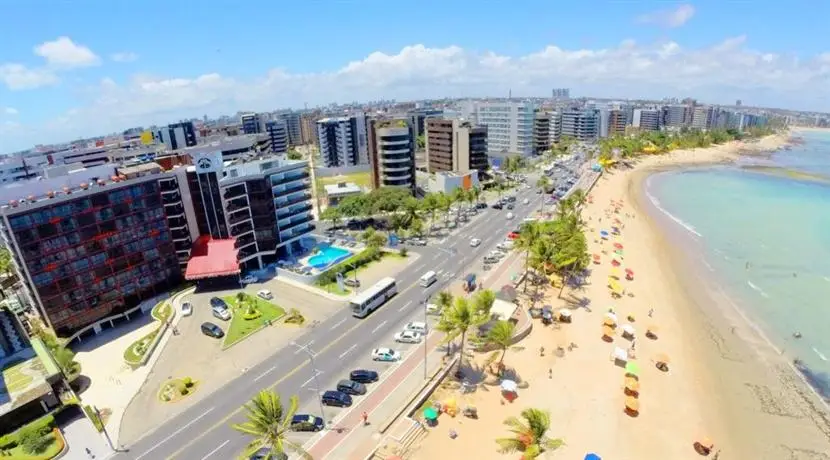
[257, 289, 273, 300]
[405, 321, 428, 334]
[419, 270, 437, 287]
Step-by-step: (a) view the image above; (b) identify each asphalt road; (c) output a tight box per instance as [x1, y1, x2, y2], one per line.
[113, 172, 566, 460]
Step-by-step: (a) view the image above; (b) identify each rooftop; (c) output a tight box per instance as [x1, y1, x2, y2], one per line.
[0, 339, 61, 418]
[324, 182, 362, 195]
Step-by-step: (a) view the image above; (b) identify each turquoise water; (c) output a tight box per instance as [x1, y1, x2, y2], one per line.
[307, 245, 352, 269]
[646, 131, 830, 396]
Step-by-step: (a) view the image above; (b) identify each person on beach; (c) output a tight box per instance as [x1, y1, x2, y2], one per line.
[361, 411, 369, 426]
[648, 308, 654, 317]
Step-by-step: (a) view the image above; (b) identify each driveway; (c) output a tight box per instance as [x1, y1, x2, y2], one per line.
[57, 407, 113, 460]
[119, 281, 342, 445]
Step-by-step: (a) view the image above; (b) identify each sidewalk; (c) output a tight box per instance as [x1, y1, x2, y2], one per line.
[304, 333, 446, 459]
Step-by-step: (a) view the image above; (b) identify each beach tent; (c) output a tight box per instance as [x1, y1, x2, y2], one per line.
[500, 379, 518, 393]
[605, 312, 618, 324]
[622, 324, 636, 338]
[612, 347, 628, 363]
[558, 309, 572, 322]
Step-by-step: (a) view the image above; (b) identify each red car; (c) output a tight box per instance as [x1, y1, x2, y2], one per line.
[508, 232, 520, 240]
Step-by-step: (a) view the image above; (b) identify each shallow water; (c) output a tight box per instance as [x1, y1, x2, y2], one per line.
[646, 131, 830, 397]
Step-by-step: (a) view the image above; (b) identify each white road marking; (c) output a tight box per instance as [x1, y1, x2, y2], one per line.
[135, 408, 215, 460]
[432, 253, 442, 261]
[301, 370, 324, 388]
[372, 320, 388, 334]
[329, 317, 347, 331]
[253, 366, 275, 382]
[200, 440, 229, 460]
[413, 263, 425, 272]
[398, 301, 413, 312]
[294, 340, 314, 354]
[339, 344, 357, 359]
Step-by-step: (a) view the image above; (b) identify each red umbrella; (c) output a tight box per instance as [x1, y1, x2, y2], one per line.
[614, 243, 623, 249]
[625, 268, 634, 274]
[611, 259, 621, 267]
[593, 254, 601, 259]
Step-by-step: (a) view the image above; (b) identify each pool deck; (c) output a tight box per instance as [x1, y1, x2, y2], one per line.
[297, 243, 358, 272]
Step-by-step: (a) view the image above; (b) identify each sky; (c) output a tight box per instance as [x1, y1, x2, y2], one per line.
[1, 0, 829, 154]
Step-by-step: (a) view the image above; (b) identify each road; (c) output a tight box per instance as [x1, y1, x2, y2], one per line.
[112, 172, 564, 460]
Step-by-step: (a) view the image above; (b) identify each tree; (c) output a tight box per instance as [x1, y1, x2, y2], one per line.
[486, 320, 515, 369]
[421, 193, 442, 235]
[53, 346, 80, 379]
[286, 149, 303, 160]
[0, 247, 12, 276]
[471, 186, 482, 206]
[473, 289, 496, 316]
[232, 391, 311, 460]
[514, 222, 544, 291]
[495, 408, 564, 459]
[416, 134, 425, 150]
[320, 206, 341, 230]
[442, 297, 489, 373]
[535, 176, 551, 192]
[360, 228, 386, 249]
[436, 290, 454, 312]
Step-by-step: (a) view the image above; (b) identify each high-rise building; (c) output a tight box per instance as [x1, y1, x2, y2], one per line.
[300, 114, 318, 146]
[407, 109, 443, 138]
[533, 112, 551, 154]
[265, 120, 289, 154]
[156, 122, 197, 150]
[662, 105, 688, 128]
[424, 119, 488, 174]
[551, 88, 570, 99]
[560, 109, 600, 142]
[632, 109, 661, 131]
[316, 114, 368, 167]
[367, 119, 416, 194]
[549, 111, 561, 145]
[691, 106, 710, 130]
[466, 101, 537, 157]
[608, 110, 627, 136]
[277, 113, 303, 147]
[241, 113, 265, 134]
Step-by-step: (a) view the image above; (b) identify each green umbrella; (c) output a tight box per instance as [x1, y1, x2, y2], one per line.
[423, 407, 438, 420]
[625, 361, 640, 376]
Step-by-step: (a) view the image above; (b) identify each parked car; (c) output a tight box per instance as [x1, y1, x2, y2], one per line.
[469, 238, 482, 247]
[212, 305, 231, 321]
[257, 289, 273, 300]
[371, 348, 401, 362]
[349, 369, 379, 383]
[476, 202, 488, 209]
[181, 302, 193, 317]
[426, 303, 442, 315]
[506, 203, 515, 210]
[240, 275, 258, 284]
[336, 379, 367, 395]
[290, 414, 324, 432]
[523, 198, 530, 205]
[344, 278, 361, 288]
[209, 297, 227, 308]
[404, 321, 428, 334]
[200, 322, 224, 338]
[492, 203, 503, 210]
[249, 448, 287, 460]
[394, 330, 423, 344]
[321, 390, 352, 407]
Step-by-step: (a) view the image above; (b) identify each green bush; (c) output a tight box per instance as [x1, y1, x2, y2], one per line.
[18, 426, 51, 454]
[0, 413, 56, 451]
[316, 247, 381, 285]
[242, 310, 262, 321]
[399, 247, 408, 257]
[83, 405, 104, 433]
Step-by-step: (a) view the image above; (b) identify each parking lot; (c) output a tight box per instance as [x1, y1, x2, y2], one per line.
[119, 279, 344, 445]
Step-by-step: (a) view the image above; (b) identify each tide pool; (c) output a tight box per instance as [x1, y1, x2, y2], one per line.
[646, 130, 830, 396]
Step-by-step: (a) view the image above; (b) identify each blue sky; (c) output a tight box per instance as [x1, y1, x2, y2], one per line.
[1, 0, 829, 154]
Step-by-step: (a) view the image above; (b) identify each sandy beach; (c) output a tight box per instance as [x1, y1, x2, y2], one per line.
[408, 133, 830, 460]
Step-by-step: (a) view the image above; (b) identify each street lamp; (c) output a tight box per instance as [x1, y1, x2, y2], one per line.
[422, 295, 431, 380]
[292, 342, 327, 424]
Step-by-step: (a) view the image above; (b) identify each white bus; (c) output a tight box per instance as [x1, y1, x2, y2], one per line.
[350, 277, 397, 318]
[419, 270, 437, 287]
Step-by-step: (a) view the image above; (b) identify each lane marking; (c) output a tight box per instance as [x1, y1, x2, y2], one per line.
[329, 318, 346, 331]
[136, 408, 214, 460]
[432, 253, 442, 261]
[338, 344, 357, 359]
[301, 370, 324, 388]
[199, 440, 229, 460]
[413, 263, 425, 272]
[253, 366, 275, 382]
[293, 340, 314, 354]
[398, 301, 412, 312]
[371, 320, 388, 334]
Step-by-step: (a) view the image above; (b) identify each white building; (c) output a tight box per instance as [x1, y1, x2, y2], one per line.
[427, 170, 480, 195]
[324, 182, 362, 206]
[316, 114, 368, 168]
[462, 101, 537, 157]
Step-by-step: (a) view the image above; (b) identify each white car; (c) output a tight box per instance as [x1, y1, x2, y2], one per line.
[257, 289, 273, 300]
[426, 303, 442, 315]
[506, 212, 515, 220]
[405, 321, 428, 334]
[240, 275, 258, 284]
[470, 238, 482, 247]
[212, 306, 231, 321]
[523, 198, 530, 205]
[181, 302, 193, 317]
[372, 348, 401, 362]
[394, 330, 423, 344]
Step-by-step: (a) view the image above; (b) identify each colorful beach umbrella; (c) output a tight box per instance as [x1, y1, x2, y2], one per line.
[614, 243, 623, 249]
[423, 407, 438, 420]
[625, 377, 640, 392]
[611, 259, 621, 267]
[625, 396, 640, 412]
[585, 455, 602, 460]
[625, 361, 641, 376]
[602, 326, 615, 338]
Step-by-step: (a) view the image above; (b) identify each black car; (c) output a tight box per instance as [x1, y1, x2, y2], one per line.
[290, 414, 325, 432]
[209, 297, 227, 308]
[200, 322, 224, 338]
[506, 204, 515, 210]
[249, 448, 287, 460]
[321, 390, 352, 407]
[476, 202, 488, 209]
[336, 379, 367, 395]
[492, 203, 503, 210]
[349, 369, 379, 383]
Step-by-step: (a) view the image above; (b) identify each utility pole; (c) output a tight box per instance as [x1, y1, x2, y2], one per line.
[291, 342, 327, 424]
[422, 295, 430, 379]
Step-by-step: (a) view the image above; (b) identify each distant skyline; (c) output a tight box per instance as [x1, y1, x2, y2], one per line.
[1, 0, 829, 154]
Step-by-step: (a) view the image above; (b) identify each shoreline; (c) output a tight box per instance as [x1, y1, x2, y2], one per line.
[624, 133, 830, 458]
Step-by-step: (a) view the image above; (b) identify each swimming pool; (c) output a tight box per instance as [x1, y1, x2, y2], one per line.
[307, 245, 352, 269]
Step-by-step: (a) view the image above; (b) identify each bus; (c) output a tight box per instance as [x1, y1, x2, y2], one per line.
[350, 277, 397, 318]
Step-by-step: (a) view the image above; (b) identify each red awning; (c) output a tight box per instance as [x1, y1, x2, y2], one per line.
[185, 236, 241, 280]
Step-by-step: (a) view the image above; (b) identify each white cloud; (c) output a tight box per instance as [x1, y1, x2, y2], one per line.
[34, 36, 100, 68]
[4, 36, 830, 153]
[637, 4, 696, 28]
[3, 107, 18, 115]
[110, 52, 138, 63]
[0, 64, 59, 90]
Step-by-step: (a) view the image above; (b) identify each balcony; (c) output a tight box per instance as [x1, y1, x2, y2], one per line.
[162, 192, 182, 204]
[382, 156, 411, 164]
[272, 181, 308, 198]
[226, 201, 250, 214]
[231, 222, 253, 237]
[159, 178, 178, 192]
[382, 177, 412, 187]
[270, 170, 309, 187]
[278, 213, 313, 231]
[235, 235, 256, 249]
[165, 204, 185, 217]
[382, 165, 411, 173]
[168, 216, 187, 229]
[276, 202, 312, 219]
[280, 223, 315, 241]
[222, 184, 246, 201]
[274, 192, 311, 208]
[379, 145, 410, 154]
[228, 212, 252, 227]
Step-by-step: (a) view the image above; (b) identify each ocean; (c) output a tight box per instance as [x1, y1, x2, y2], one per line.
[645, 130, 830, 399]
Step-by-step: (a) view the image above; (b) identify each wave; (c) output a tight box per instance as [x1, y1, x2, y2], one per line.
[645, 178, 703, 238]
[813, 348, 828, 362]
[746, 280, 770, 298]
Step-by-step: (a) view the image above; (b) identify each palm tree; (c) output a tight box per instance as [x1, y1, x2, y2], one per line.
[360, 228, 386, 249]
[514, 222, 544, 291]
[421, 193, 441, 236]
[443, 297, 488, 373]
[232, 391, 311, 459]
[535, 176, 550, 192]
[486, 320, 515, 369]
[436, 290, 453, 312]
[471, 186, 482, 207]
[319, 206, 341, 230]
[495, 408, 564, 459]
[473, 289, 496, 316]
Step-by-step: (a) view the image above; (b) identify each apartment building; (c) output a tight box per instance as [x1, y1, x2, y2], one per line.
[241, 113, 266, 134]
[549, 111, 561, 145]
[560, 108, 600, 142]
[424, 119, 488, 174]
[156, 121, 197, 150]
[533, 112, 551, 154]
[316, 114, 368, 167]
[662, 105, 688, 128]
[0, 151, 314, 337]
[265, 120, 289, 154]
[367, 118, 416, 194]
[465, 101, 536, 157]
[277, 113, 303, 147]
[607, 110, 627, 136]
[691, 106, 710, 130]
[300, 114, 319, 146]
[407, 109, 443, 138]
[632, 109, 661, 131]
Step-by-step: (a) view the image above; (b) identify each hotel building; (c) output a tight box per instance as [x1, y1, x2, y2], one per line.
[367, 118, 416, 194]
[424, 118, 488, 174]
[560, 108, 600, 142]
[464, 101, 537, 157]
[316, 114, 369, 167]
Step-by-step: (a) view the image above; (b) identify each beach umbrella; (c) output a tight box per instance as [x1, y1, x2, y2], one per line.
[585, 454, 602, 460]
[611, 259, 621, 267]
[603, 317, 616, 327]
[605, 312, 618, 324]
[613, 243, 623, 250]
[625, 377, 640, 393]
[423, 407, 438, 420]
[625, 396, 640, 412]
[625, 361, 641, 376]
[602, 326, 616, 338]
[500, 379, 518, 393]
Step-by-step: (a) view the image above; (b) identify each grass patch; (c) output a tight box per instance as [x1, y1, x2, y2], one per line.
[123, 300, 172, 367]
[315, 171, 372, 195]
[1, 361, 35, 393]
[158, 377, 199, 403]
[0, 415, 61, 459]
[222, 294, 286, 348]
[4, 430, 63, 459]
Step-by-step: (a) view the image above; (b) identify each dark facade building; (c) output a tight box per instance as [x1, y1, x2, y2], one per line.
[241, 113, 264, 134]
[424, 118, 488, 174]
[157, 121, 197, 150]
[266, 120, 289, 154]
[367, 118, 416, 194]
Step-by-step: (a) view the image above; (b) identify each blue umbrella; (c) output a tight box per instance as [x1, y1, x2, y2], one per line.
[600, 230, 609, 236]
[585, 454, 601, 460]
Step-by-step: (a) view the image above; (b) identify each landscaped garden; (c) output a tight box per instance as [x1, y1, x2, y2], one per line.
[222, 293, 286, 348]
[123, 301, 173, 367]
[158, 377, 199, 403]
[1, 360, 35, 393]
[0, 414, 65, 459]
[316, 244, 408, 295]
